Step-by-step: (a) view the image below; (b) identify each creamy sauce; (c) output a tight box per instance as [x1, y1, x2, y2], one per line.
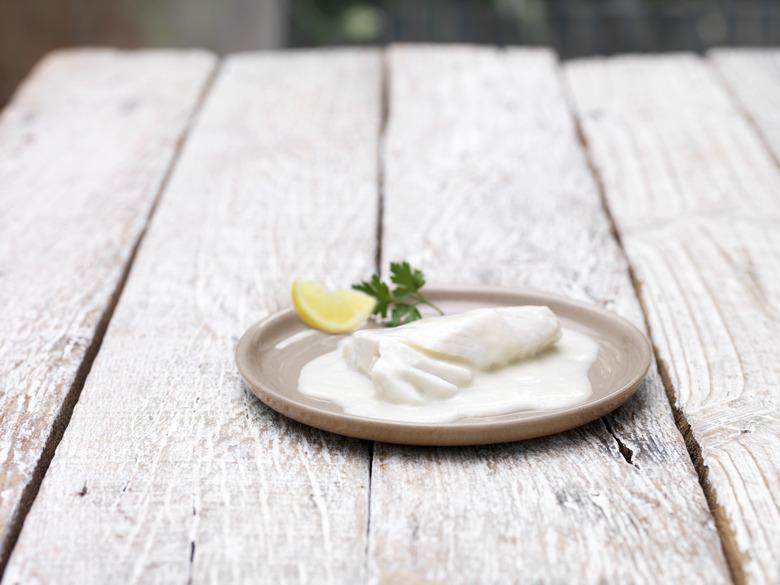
[297, 306, 599, 423]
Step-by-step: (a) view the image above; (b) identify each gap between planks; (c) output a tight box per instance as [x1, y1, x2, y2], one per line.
[0, 58, 222, 582]
[364, 48, 391, 585]
[561, 69, 744, 585]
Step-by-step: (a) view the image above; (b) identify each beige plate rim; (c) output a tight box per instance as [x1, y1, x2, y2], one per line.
[235, 286, 653, 446]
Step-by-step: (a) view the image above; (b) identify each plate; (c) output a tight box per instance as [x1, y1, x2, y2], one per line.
[235, 287, 652, 446]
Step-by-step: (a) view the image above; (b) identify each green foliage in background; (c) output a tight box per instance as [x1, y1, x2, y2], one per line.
[291, 0, 384, 44]
[291, 0, 548, 45]
[289, 0, 777, 55]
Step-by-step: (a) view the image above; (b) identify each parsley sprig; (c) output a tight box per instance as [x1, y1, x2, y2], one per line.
[352, 261, 443, 327]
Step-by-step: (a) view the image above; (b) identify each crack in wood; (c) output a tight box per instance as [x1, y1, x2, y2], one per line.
[0, 58, 222, 583]
[602, 419, 638, 469]
[186, 541, 196, 585]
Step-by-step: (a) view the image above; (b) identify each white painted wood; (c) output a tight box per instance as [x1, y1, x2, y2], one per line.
[2, 51, 381, 584]
[566, 53, 780, 585]
[375, 45, 731, 585]
[0, 48, 215, 563]
[710, 49, 780, 164]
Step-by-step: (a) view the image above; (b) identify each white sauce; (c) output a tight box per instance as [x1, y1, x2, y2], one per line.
[297, 307, 599, 423]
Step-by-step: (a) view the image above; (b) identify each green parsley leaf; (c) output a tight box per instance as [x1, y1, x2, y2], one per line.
[352, 274, 391, 318]
[352, 261, 443, 327]
[390, 261, 425, 297]
[388, 303, 422, 327]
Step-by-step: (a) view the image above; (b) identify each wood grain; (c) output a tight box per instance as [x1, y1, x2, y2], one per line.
[566, 53, 780, 585]
[374, 45, 731, 585]
[2, 51, 380, 584]
[0, 48, 215, 565]
[710, 49, 780, 165]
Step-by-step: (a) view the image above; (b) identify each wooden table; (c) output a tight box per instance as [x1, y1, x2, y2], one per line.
[0, 46, 777, 585]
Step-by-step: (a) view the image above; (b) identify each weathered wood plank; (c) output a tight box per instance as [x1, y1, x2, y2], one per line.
[566, 53, 780, 585]
[710, 49, 780, 164]
[2, 50, 380, 584]
[0, 48, 215, 565]
[373, 45, 730, 585]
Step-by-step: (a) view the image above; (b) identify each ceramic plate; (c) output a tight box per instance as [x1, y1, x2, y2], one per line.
[235, 287, 652, 446]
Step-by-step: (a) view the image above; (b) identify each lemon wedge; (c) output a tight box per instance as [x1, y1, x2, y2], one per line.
[291, 280, 376, 334]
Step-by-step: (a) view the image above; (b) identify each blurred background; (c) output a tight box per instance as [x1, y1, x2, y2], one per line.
[2, 0, 779, 106]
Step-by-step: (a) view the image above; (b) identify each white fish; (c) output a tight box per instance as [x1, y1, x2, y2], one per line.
[340, 306, 561, 404]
